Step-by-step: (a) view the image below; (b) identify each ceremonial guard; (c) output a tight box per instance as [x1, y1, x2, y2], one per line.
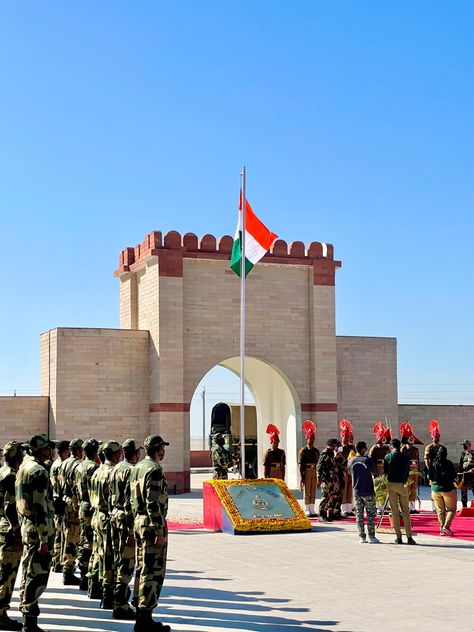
[400, 422, 422, 513]
[424, 419, 443, 469]
[90, 440, 122, 609]
[459, 440, 474, 508]
[369, 422, 391, 477]
[298, 420, 319, 517]
[75, 438, 100, 593]
[50, 440, 70, 573]
[339, 419, 356, 516]
[0, 442, 23, 631]
[15, 434, 55, 632]
[57, 438, 83, 586]
[317, 438, 340, 522]
[263, 424, 286, 480]
[211, 434, 234, 480]
[131, 435, 170, 632]
[110, 438, 142, 621]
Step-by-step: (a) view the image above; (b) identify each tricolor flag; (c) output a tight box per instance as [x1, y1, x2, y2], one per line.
[230, 194, 278, 277]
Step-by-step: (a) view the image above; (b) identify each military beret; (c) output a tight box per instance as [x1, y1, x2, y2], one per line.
[69, 438, 83, 449]
[55, 440, 70, 453]
[28, 434, 55, 453]
[83, 438, 100, 451]
[3, 441, 23, 457]
[144, 435, 169, 450]
[102, 440, 122, 452]
[122, 438, 142, 451]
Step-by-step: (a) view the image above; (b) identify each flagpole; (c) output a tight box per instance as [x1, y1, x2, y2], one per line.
[239, 166, 247, 479]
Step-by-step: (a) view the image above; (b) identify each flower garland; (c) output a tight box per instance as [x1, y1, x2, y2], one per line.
[206, 479, 312, 533]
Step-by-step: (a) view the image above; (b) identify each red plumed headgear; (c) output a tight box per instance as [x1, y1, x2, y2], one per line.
[339, 419, 353, 440]
[266, 423, 280, 442]
[428, 419, 440, 439]
[302, 419, 316, 439]
[373, 421, 391, 442]
[399, 421, 422, 445]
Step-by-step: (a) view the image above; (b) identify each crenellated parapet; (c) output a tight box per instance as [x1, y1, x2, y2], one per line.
[115, 230, 341, 285]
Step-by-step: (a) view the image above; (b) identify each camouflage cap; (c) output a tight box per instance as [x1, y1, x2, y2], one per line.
[122, 438, 142, 451]
[102, 440, 122, 452]
[3, 440, 23, 457]
[326, 438, 339, 447]
[144, 435, 169, 450]
[83, 438, 100, 451]
[55, 440, 70, 453]
[28, 434, 55, 453]
[69, 438, 84, 449]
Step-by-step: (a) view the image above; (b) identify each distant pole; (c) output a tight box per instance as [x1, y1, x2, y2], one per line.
[202, 387, 206, 450]
[239, 166, 247, 478]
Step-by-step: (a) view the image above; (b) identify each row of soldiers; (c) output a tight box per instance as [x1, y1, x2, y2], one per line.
[0, 433, 171, 632]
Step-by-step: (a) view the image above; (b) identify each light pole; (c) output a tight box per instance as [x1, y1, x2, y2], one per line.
[201, 387, 206, 450]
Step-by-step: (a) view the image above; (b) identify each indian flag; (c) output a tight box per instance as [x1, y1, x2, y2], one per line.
[230, 194, 278, 277]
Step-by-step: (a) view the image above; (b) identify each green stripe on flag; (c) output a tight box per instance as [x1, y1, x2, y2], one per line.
[230, 234, 254, 277]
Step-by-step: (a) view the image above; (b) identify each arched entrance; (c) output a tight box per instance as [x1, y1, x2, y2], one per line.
[190, 356, 301, 488]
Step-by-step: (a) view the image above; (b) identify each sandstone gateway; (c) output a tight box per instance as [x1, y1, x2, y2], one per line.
[1, 230, 472, 492]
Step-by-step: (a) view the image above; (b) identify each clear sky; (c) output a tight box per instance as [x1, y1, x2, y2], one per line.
[1, 1, 473, 436]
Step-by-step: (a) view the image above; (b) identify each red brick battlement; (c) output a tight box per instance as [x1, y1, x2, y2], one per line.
[115, 230, 341, 285]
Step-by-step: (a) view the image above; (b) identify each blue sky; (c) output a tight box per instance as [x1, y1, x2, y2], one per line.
[1, 1, 473, 434]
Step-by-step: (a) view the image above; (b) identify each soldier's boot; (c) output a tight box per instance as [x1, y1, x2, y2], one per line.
[87, 577, 102, 600]
[113, 584, 135, 620]
[78, 569, 88, 591]
[63, 571, 81, 586]
[100, 585, 114, 610]
[113, 607, 136, 621]
[134, 610, 170, 632]
[0, 611, 23, 630]
[22, 615, 47, 632]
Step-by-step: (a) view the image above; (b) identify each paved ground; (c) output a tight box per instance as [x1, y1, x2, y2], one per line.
[9, 479, 473, 632]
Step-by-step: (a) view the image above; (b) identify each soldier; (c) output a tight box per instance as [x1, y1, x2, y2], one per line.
[263, 424, 286, 480]
[369, 422, 391, 514]
[0, 441, 24, 631]
[90, 440, 122, 610]
[211, 434, 234, 480]
[459, 440, 474, 508]
[15, 434, 55, 632]
[75, 438, 100, 592]
[57, 438, 83, 586]
[298, 420, 319, 517]
[339, 419, 356, 517]
[131, 435, 170, 632]
[110, 438, 142, 620]
[424, 419, 444, 469]
[49, 440, 70, 573]
[400, 422, 422, 513]
[317, 438, 340, 522]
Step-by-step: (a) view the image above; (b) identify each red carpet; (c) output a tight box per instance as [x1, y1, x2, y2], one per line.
[167, 520, 205, 530]
[318, 511, 474, 542]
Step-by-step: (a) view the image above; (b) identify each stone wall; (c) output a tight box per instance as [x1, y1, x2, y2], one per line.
[336, 336, 398, 443]
[40, 328, 149, 444]
[0, 397, 48, 446]
[398, 404, 474, 462]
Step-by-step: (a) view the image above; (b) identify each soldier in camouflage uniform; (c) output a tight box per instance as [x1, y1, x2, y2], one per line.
[15, 434, 55, 632]
[75, 438, 100, 592]
[110, 438, 142, 620]
[131, 435, 170, 632]
[317, 439, 340, 522]
[57, 438, 83, 586]
[49, 440, 70, 573]
[211, 434, 234, 480]
[90, 440, 122, 610]
[0, 441, 24, 631]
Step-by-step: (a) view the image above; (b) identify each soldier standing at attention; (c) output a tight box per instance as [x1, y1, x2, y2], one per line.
[0, 441, 24, 631]
[298, 420, 319, 517]
[131, 435, 170, 632]
[263, 424, 286, 480]
[15, 434, 55, 632]
[369, 422, 392, 514]
[339, 419, 356, 517]
[211, 434, 234, 480]
[400, 423, 422, 513]
[93, 440, 122, 610]
[75, 438, 100, 593]
[57, 438, 83, 586]
[110, 438, 142, 621]
[317, 438, 340, 522]
[50, 440, 70, 574]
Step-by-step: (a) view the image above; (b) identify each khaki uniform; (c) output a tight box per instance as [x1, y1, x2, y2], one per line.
[263, 448, 286, 480]
[298, 447, 319, 505]
[369, 444, 390, 477]
[401, 444, 420, 503]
